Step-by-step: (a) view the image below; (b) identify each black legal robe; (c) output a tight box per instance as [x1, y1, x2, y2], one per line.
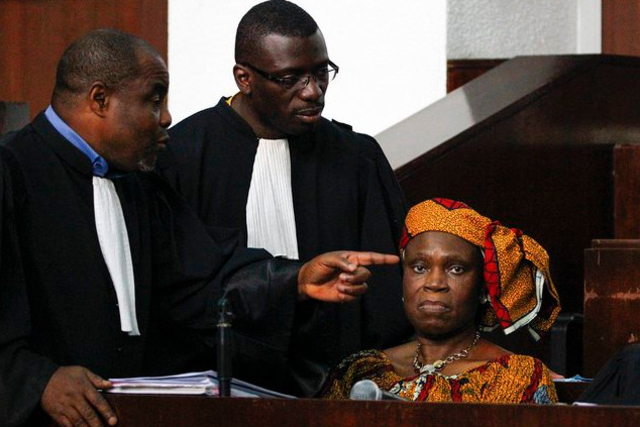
[159, 97, 413, 396]
[0, 114, 302, 426]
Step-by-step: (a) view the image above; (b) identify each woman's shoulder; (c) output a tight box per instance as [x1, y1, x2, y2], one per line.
[333, 349, 392, 375]
[454, 354, 557, 404]
[491, 353, 548, 368]
[320, 350, 399, 399]
[451, 353, 554, 385]
[466, 340, 550, 373]
[469, 353, 550, 374]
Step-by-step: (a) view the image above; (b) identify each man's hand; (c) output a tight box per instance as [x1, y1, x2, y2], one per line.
[41, 366, 117, 427]
[298, 251, 399, 302]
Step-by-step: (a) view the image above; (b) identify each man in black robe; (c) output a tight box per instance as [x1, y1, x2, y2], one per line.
[159, 0, 412, 396]
[0, 29, 398, 427]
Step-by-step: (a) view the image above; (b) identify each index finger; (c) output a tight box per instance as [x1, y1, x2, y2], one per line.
[346, 252, 399, 266]
[85, 389, 117, 426]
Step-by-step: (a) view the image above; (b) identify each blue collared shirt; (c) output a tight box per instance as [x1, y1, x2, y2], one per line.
[44, 106, 110, 177]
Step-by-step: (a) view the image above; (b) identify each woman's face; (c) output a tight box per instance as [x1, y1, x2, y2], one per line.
[402, 231, 484, 339]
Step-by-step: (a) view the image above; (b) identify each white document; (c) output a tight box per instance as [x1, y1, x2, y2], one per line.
[108, 370, 295, 398]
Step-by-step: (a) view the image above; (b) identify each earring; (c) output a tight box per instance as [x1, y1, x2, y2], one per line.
[479, 295, 489, 304]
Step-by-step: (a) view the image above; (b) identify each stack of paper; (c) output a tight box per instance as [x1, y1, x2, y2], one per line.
[108, 370, 294, 398]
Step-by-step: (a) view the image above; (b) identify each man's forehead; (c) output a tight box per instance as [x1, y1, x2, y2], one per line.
[136, 53, 169, 84]
[255, 31, 328, 68]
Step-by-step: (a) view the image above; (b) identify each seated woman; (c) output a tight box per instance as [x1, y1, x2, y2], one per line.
[322, 198, 561, 404]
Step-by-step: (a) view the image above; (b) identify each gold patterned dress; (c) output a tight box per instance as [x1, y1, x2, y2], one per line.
[321, 350, 557, 404]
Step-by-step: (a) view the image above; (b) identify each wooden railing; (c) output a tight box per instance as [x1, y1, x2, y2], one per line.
[34, 393, 639, 427]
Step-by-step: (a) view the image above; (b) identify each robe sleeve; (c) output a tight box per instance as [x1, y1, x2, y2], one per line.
[0, 150, 59, 427]
[219, 254, 303, 391]
[158, 118, 247, 256]
[145, 173, 303, 390]
[357, 136, 413, 349]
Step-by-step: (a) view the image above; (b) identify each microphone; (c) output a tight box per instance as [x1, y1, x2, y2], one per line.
[349, 379, 408, 401]
[216, 297, 233, 397]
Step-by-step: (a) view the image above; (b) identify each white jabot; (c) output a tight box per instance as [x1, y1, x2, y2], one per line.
[93, 177, 140, 336]
[246, 138, 299, 260]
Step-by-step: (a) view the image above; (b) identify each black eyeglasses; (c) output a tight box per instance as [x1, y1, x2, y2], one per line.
[243, 60, 339, 91]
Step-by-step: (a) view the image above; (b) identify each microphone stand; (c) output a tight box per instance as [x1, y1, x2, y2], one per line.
[216, 297, 233, 397]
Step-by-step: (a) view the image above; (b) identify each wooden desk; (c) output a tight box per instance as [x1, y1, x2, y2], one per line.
[584, 239, 640, 376]
[39, 393, 639, 427]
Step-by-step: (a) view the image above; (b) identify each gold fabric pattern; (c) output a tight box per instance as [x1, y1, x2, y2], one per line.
[322, 350, 557, 404]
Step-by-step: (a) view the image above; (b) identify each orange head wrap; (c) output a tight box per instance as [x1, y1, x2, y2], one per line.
[400, 198, 561, 339]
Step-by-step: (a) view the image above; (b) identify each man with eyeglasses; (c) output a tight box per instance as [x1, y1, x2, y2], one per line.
[0, 27, 402, 427]
[159, 0, 411, 397]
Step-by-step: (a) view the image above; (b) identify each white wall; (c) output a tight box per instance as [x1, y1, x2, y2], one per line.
[377, 0, 602, 169]
[447, 0, 601, 59]
[168, 1, 447, 136]
[169, 0, 602, 164]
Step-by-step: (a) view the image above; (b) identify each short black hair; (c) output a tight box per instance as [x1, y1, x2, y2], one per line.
[235, 0, 319, 63]
[53, 28, 158, 101]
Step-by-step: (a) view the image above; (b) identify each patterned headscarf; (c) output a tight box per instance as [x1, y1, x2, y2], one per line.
[400, 198, 561, 339]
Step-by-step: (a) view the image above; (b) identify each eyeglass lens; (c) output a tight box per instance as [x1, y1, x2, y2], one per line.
[288, 67, 337, 91]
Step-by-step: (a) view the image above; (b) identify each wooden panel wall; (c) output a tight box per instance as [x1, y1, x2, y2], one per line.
[603, 0, 640, 56]
[394, 56, 640, 373]
[0, 102, 30, 136]
[584, 239, 640, 375]
[0, 0, 168, 119]
[614, 145, 640, 238]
